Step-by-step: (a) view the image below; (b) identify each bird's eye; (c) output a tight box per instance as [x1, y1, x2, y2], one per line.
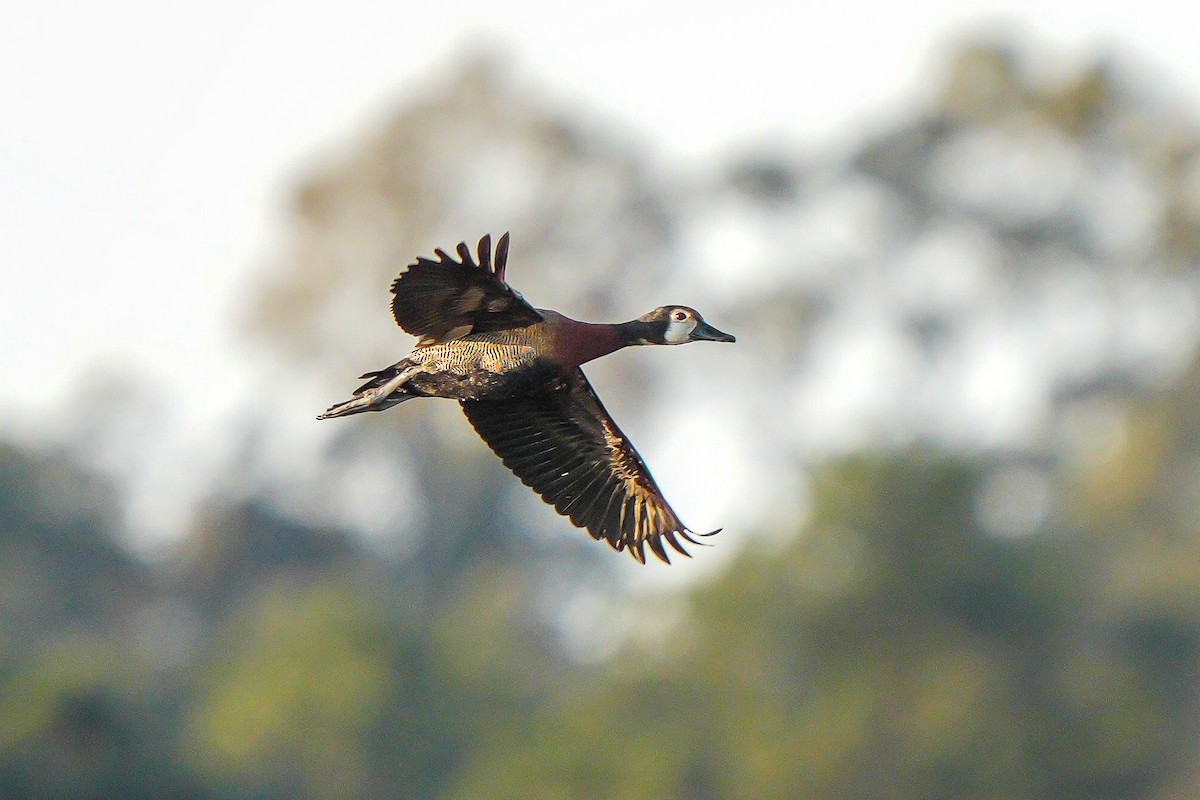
[673, 310, 687, 321]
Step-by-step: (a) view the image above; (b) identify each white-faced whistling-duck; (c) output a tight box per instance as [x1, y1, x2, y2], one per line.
[319, 233, 736, 564]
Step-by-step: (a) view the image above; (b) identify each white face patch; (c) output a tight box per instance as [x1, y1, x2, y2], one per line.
[663, 316, 697, 344]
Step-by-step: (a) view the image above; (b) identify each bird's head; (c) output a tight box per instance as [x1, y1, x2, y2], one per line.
[632, 306, 737, 345]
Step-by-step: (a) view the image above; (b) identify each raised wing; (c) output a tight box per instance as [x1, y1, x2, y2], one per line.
[391, 233, 543, 345]
[461, 369, 717, 564]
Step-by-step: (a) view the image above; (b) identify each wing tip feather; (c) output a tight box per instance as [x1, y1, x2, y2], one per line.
[477, 234, 492, 272]
[495, 232, 510, 281]
[456, 241, 475, 266]
[631, 525, 719, 566]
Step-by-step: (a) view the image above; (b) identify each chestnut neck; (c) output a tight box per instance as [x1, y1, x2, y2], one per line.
[545, 314, 654, 369]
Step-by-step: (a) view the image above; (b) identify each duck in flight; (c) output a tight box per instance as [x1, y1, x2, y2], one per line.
[319, 233, 736, 563]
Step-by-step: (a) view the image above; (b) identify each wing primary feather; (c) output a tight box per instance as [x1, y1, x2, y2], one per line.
[662, 529, 693, 558]
[598, 491, 629, 548]
[646, 504, 664, 540]
[478, 234, 492, 272]
[679, 527, 721, 546]
[500, 438, 554, 457]
[456, 241, 474, 266]
[495, 232, 510, 281]
[628, 539, 647, 564]
[647, 534, 671, 564]
[581, 475, 623, 522]
[535, 469, 593, 502]
[589, 487, 627, 545]
[675, 528, 701, 546]
[537, 468, 601, 513]
[558, 472, 611, 519]
[620, 496, 637, 542]
[602, 493, 626, 545]
[509, 445, 569, 469]
[531, 454, 592, 488]
[628, 498, 643, 549]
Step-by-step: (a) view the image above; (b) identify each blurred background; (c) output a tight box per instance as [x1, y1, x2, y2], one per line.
[5, 1, 1200, 798]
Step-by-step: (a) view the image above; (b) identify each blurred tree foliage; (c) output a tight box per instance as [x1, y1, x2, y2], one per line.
[446, 454, 1199, 800]
[5, 36, 1200, 800]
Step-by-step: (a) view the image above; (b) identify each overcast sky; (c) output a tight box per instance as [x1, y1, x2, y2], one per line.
[2, 0, 1197, 432]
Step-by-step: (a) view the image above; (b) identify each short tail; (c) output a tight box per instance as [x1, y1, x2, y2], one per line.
[317, 364, 416, 420]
